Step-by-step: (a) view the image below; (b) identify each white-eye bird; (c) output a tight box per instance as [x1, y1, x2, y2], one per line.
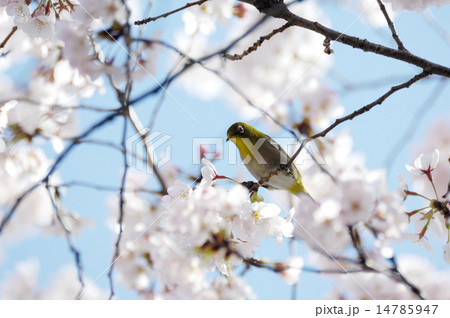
[227, 122, 312, 199]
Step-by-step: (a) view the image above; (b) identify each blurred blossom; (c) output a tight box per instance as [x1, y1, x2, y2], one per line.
[326, 254, 450, 299]
[182, 0, 235, 36]
[280, 256, 304, 285]
[336, 0, 396, 28]
[200, 158, 218, 187]
[0, 145, 53, 238]
[5, 1, 31, 25]
[0, 259, 106, 299]
[340, 179, 376, 225]
[22, 12, 56, 40]
[177, 1, 339, 131]
[0, 259, 40, 299]
[384, 0, 450, 12]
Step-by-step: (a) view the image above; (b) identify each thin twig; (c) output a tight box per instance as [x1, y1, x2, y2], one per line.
[0, 26, 17, 49]
[383, 78, 447, 175]
[108, 2, 133, 298]
[0, 111, 120, 235]
[388, 256, 426, 300]
[225, 22, 292, 61]
[347, 225, 425, 300]
[134, 0, 209, 25]
[239, 0, 450, 78]
[107, 113, 129, 300]
[329, 70, 420, 95]
[243, 257, 366, 275]
[0, 97, 118, 112]
[129, 108, 168, 195]
[45, 185, 85, 299]
[147, 41, 189, 131]
[49, 180, 159, 194]
[376, 0, 407, 51]
[141, 38, 335, 183]
[130, 14, 271, 105]
[348, 226, 368, 266]
[309, 70, 430, 140]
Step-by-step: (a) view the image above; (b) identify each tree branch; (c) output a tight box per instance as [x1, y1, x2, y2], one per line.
[239, 0, 450, 78]
[383, 78, 447, 174]
[107, 115, 129, 299]
[376, 0, 407, 51]
[243, 257, 366, 275]
[285, 70, 428, 169]
[225, 22, 292, 60]
[45, 185, 85, 299]
[134, 0, 209, 25]
[0, 26, 17, 50]
[309, 70, 430, 140]
[108, 3, 132, 297]
[347, 225, 425, 300]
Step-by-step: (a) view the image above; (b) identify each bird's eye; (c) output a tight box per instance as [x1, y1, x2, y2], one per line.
[237, 125, 244, 134]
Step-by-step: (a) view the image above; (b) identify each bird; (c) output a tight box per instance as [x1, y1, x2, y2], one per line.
[226, 122, 314, 200]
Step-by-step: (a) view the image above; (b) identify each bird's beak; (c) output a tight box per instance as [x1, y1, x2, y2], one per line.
[226, 137, 229, 142]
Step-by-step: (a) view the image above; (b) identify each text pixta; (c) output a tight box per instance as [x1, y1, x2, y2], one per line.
[315, 305, 359, 317]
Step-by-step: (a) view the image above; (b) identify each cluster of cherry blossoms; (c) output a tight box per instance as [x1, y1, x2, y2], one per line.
[109, 158, 297, 299]
[1, 0, 58, 40]
[108, 127, 450, 299]
[399, 119, 450, 263]
[290, 131, 408, 255]
[0, 0, 128, 298]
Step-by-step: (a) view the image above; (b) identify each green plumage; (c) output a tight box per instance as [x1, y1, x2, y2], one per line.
[227, 122, 307, 196]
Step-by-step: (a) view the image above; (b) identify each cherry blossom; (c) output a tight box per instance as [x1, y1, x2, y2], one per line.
[405, 149, 440, 178]
[22, 12, 56, 40]
[280, 256, 304, 285]
[182, 0, 235, 36]
[0, 100, 16, 152]
[410, 119, 450, 198]
[200, 157, 219, 187]
[5, 0, 30, 25]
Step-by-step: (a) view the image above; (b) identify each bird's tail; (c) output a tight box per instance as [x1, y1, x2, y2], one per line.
[295, 191, 317, 204]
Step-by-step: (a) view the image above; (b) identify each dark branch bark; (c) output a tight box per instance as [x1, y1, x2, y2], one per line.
[46, 185, 85, 299]
[225, 22, 292, 61]
[134, 0, 209, 25]
[376, 0, 407, 51]
[309, 70, 430, 140]
[239, 0, 450, 78]
[0, 26, 17, 50]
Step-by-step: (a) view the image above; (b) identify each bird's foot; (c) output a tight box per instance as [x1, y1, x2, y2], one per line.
[279, 163, 292, 174]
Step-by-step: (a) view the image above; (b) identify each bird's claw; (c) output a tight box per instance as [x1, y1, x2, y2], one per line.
[242, 181, 257, 190]
[279, 163, 292, 174]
